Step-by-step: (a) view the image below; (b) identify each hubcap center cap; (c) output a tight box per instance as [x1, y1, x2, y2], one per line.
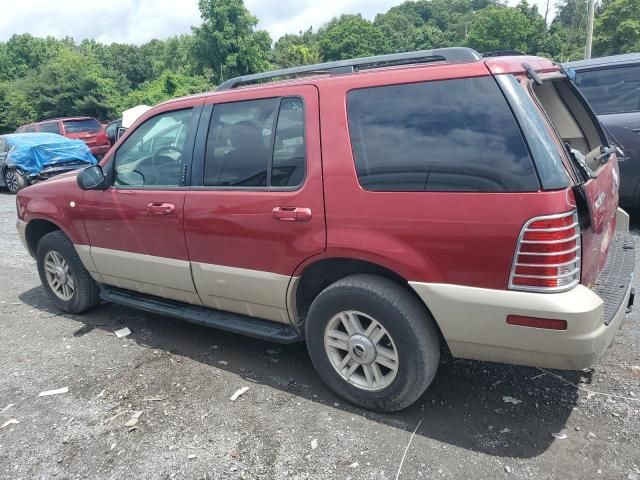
[54, 266, 67, 284]
[348, 334, 376, 365]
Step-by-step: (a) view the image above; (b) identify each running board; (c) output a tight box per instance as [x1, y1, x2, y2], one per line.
[99, 287, 303, 344]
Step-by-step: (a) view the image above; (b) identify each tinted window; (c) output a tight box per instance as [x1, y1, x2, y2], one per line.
[39, 121, 60, 134]
[204, 97, 305, 188]
[347, 77, 539, 192]
[114, 109, 193, 187]
[272, 98, 305, 187]
[574, 65, 640, 114]
[63, 118, 102, 133]
[25, 125, 37, 133]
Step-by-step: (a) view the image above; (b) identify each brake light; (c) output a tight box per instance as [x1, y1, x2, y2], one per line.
[509, 211, 580, 292]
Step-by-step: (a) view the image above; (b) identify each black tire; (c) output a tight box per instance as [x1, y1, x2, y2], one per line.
[36, 230, 100, 313]
[305, 274, 440, 412]
[4, 168, 25, 194]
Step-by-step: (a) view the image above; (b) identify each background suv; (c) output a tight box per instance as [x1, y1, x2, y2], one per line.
[566, 54, 640, 209]
[15, 48, 634, 412]
[15, 117, 110, 159]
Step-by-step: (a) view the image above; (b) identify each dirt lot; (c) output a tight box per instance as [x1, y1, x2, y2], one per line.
[0, 191, 639, 480]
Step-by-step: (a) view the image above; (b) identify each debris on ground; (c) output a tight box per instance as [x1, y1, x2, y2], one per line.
[311, 438, 318, 450]
[38, 387, 68, 397]
[218, 360, 229, 366]
[124, 411, 143, 427]
[187, 454, 197, 460]
[0, 403, 15, 414]
[502, 396, 522, 405]
[349, 462, 359, 468]
[1, 419, 19, 429]
[500, 428, 511, 434]
[551, 432, 568, 440]
[114, 327, 131, 338]
[505, 465, 512, 474]
[230, 386, 249, 402]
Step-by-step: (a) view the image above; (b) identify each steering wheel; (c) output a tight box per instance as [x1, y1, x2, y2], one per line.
[151, 145, 182, 169]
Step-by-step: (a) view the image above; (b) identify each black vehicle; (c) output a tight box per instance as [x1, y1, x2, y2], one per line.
[565, 54, 640, 209]
[104, 119, 122, 146]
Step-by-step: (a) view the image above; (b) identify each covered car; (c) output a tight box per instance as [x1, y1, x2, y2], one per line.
[0, 133, 96, 194]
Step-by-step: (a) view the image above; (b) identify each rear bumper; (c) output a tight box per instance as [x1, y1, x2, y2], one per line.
[410, 221, 634, 370]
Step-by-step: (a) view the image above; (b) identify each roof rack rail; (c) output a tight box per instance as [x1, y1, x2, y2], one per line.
[216, 47, 483, 91]
[482, 50, 526, 58]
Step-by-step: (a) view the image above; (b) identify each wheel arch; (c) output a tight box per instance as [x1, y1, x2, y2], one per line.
[24, 218, 64, 257]
[290, 257, 447, 346]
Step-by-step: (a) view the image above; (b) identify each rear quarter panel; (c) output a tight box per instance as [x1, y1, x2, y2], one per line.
[315, 64, 575, 289]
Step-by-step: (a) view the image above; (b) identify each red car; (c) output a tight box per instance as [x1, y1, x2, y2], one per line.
[15, 48, 634, 412]
[15, 117, 110, 159]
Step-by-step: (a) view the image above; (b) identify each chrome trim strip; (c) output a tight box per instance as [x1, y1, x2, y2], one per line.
[520, 233, 579, 244]
[508, 278, 581, 293]
[515, 257, 580, 268]
[516, 245, 580, 256]
[527, 222, 578, 232]
[513, 267, 580, 279]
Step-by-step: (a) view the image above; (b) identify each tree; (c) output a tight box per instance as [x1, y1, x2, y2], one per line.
[466, 4, 546, 54]
[118, 71, 211, 110]
[594, 0, 640, 55]
[273, 30, 321, 68]
[374, 12, 418, 53]
[317, 15, 389, 61]
[192, 0, 272, 83]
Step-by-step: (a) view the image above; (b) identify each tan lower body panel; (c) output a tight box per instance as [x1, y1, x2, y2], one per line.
[409, 281, 628, 370]
[16, 219, 29, 252]
[191, 262, 292, 324]
[88, 246, 202, 305]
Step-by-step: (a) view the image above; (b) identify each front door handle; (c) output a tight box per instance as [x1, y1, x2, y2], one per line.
[272, 207, 312, 222]
[147, 202, 175, 215]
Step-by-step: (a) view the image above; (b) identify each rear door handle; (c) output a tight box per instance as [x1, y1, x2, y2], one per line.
[147, 202, 175, 215]
[272, 207, 312, 222]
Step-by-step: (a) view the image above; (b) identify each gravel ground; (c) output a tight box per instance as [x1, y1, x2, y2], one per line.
[0, 190, 639, 480]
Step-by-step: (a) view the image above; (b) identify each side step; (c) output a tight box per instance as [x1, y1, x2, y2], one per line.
[99, 287, 303, 344]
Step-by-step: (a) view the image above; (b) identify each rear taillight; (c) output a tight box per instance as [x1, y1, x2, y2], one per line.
[509, 211, 580, 292]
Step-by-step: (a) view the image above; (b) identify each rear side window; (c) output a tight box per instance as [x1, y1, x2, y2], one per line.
[15, 126, 26, 133]
[63, 119, 102, 133]
[39, 121, 60, 134]
[347, 77, 539, 192]
[204, 97, 305, 188]
[574, 65, 640, 114]
[25, 125, 37, 133]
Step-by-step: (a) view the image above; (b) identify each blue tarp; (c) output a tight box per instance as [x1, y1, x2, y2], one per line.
[3, 133, 96, 176]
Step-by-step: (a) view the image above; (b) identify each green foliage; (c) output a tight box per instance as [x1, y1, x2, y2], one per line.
[192, 0, 272, 82]
[595, 0, 640, 55]
[466, 3, 546, 54]
[318, 15, 389, 61]
[0, 0, 637, 134]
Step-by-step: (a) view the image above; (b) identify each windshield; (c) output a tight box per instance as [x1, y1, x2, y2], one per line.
[63, 119, 102, 133]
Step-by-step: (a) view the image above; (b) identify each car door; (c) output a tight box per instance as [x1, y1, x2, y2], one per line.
[184, 85, 325, 324]
[82, 101, 204, 304]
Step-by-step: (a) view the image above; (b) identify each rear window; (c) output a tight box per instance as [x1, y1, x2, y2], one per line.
[574, 65, 640, 114]
[347, 77, 539, 192]
[63, 119, 102, 133]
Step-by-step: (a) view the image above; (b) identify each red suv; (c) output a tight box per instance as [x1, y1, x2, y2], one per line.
[15, 48, 634, 412]
[15, 117, 110, 159]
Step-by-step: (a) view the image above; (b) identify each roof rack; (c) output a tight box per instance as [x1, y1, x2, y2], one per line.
[216, 47, 483, 91]
[482, 50, 526, 58]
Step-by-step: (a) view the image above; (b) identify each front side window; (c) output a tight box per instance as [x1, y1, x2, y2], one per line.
[347, 77, 539, 192]
[39, 121, 60, 134]
[114, 108, 193, 187]
[574, 65, 640, 115]
[204, 97, 305, 188]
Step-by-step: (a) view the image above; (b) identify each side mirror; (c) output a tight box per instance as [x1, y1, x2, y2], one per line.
[116, 127, 127, 140]
[77, 165, 106, 190]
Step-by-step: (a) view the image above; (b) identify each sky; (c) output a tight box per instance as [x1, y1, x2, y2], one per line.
[0, 0, 554, 46]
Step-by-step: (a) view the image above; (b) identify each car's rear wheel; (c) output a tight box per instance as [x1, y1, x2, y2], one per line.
[36, 231, 100, 313]
[305, 274, 440, 412]
[4, 168, 24, 194]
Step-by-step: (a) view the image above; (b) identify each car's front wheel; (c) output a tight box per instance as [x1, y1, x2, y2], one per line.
[4, 168, 25, 194]
[36, 231, 100, 313]
[305, 274, 441, 412]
